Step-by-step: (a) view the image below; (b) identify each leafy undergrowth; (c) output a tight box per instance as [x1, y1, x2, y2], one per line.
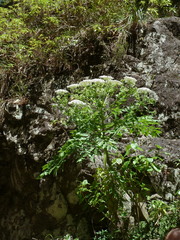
[0, 0, 178, 98]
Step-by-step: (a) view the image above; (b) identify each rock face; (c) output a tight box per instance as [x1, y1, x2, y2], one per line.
[0, 17, 180, 239]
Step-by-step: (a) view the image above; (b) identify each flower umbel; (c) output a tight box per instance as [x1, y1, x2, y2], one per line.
[106, 79, 122, 86]
[123, 76, 137, 86]
[68, 99, 86, 106]
[79, 78, 105, 86]
[55, 89, 69, 95]
[67, 84, 80, 89]
[99, 75, 114, 80]
[137, 87, 159, 101]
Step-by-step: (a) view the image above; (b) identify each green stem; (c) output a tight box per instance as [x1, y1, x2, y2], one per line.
[103, 148, 110, 168]
[100, 107, 111, 168]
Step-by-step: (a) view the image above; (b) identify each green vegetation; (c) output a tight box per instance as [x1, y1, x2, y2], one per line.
[44, 233, 79, 240]
[40, 75, 178, 239]
[41, 76, 161, 176]
[0, 0, 179, 238]
[0, 0, 178, 97]
[128, 200, 180, 240]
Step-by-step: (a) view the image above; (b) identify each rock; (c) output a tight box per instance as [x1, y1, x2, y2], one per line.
[164, 193, 175, 201]
[67, 190, 79, 205]
[46, 195, 68, 221]
[123, 17, 180, 138]
[77, 218, 91, 240]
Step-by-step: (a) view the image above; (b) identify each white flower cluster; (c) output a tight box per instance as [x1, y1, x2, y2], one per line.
[99, 75, 114, 80]
[123, 76, 137, 86]
[60, 75, 126, 90]
[55, 89, 69, 95]
[55, 75, 140, 107]
[137, 87, 159, 101]
[107, 79, 122, 86]
[67, 83, 80, 89]
[99, 75, 122, 85]
[78, 75, 123, 86]
[79, 78, 105, 86]
[68, 99, 86, 106]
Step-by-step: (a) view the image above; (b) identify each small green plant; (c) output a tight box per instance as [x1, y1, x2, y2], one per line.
[93, 229, 114, 240]
[128, 200, 180, 240]
[44, 233, 79, 240]
[61, 234, 79, 240]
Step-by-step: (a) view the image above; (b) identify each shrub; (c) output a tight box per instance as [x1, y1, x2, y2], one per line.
[40, 75, 163, 237]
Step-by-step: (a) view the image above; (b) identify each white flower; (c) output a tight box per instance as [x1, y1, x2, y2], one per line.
[123, 76, 137, 86]
[55, 89, 69, 95]
[79, 78, 105, 86]
[79, 79, 94, 86]
[67, 84, 80, 89]
[68, 100, 86, 106]
[99, 75, 114, 80]
[51, 103, 58, 108]
[107, 79, 122, 86]
[91, 78, 105, 83]
[137, 87, 159, 101]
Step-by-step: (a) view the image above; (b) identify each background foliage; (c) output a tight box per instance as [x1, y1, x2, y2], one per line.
[0, 0, 178, 98]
